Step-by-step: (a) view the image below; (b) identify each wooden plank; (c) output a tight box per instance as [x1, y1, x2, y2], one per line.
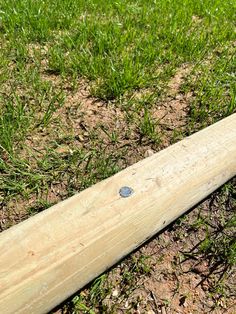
[0, 114, 236, 314]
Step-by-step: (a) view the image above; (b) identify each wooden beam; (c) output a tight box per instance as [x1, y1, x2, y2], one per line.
[0, 114, 236, 314]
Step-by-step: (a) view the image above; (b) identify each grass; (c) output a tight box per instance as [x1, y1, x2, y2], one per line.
[0, 0, 235, 312]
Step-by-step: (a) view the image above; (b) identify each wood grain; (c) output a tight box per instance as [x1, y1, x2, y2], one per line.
[0, 114, 236, 314]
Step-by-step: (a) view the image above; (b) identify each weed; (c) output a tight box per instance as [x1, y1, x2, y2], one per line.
[139, 108, 159, 143]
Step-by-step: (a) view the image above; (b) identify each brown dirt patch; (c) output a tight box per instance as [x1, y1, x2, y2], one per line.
[168, 64, 191, 94]
[28, 72, 161, 164]
[149, 64, 193, 147]
[154, 64, 192, 126]
[0, 200, 29, 231]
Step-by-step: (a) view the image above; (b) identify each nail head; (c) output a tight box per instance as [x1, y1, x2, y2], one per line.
[119, 186, 133, 198]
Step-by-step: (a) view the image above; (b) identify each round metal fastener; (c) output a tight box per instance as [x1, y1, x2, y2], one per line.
[119, 186, 133, 198]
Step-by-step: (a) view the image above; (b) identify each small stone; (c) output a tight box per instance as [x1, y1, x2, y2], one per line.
[207, 300, 214, 307]
[55, 146, 70, 154]
[78, 134, 84, 142]
[144, 149, 155, 158]
[161, 307, 167, 314]
[112, 289, 119, 297]
[175, 94, 182, 100]
[124, 300, 129, 308]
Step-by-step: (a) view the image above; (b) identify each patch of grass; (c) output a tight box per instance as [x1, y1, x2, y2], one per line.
[1, 146, 123, 216]
[68, 253, 152, 314]
[0, 95, 30, 154]
[69, 274, 112, 313]
[183, 43, 236, 130]
[1, 0, 235, 99]
[139, 108, 159, 143]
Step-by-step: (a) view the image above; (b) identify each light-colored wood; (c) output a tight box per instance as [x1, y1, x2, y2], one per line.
[0, 114, 236, 314]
